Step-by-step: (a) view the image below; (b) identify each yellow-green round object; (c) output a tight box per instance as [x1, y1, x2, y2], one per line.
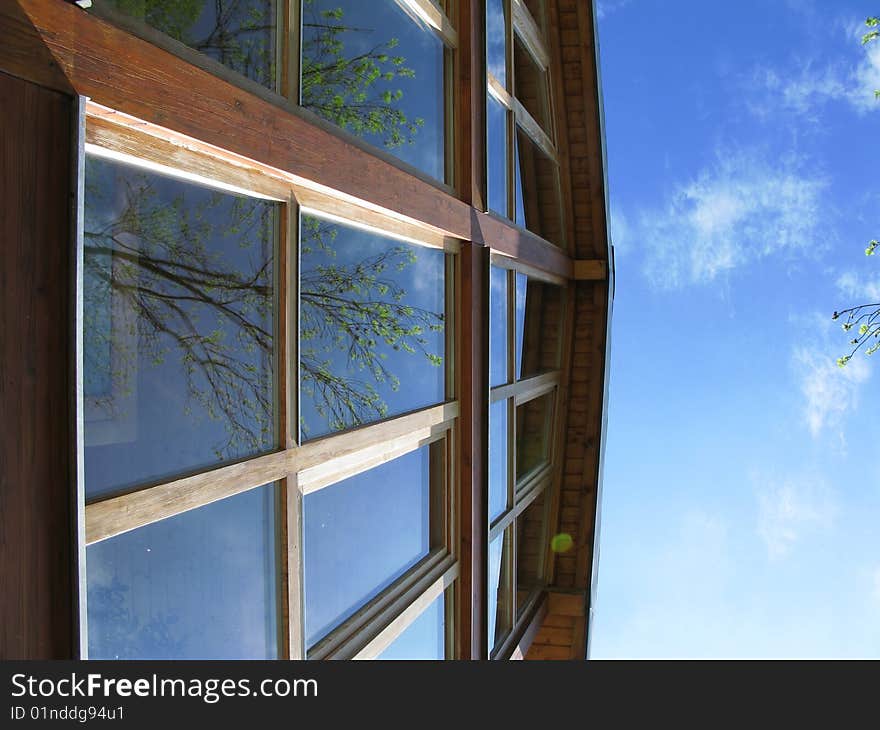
[550, 532, 574, 553]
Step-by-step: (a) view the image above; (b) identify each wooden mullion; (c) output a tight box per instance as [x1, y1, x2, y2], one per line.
[310, 550, 455, 659]
[512, 0, 550, 70]
[352, 563, 458, 659]
[490, 369, 559, 403]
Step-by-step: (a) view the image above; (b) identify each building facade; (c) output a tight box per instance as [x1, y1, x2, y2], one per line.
[0, 0, 611, 660]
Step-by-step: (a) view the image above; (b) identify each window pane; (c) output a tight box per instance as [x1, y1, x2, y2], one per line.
[87, 483, 279, 659]
[486, 0, 507, 87]
[514, 35, 551, 134]
[487, 94, 509, 218]
[83, 154, 277, 499]
[304, 446, 432, 648]
[489, 266, 509, 387]
[515, 272, 527, 377]
[516, 391, 553, 482]
[301, 0, 445, 181]
[378, 593, 445, 660]
[94, 0, 278, 89]
[489, 399, 509, 523]
[515, 128, 564, 247]
[519, 279, 563, 380]
[487, 531, 511, 652]
[516, 491, 546, 617]
[299, 214, 445, 440]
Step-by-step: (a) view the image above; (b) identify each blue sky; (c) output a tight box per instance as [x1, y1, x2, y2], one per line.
[592, 0, 880, 657]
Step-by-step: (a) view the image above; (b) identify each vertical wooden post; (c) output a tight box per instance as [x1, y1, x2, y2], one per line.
[0, 69, 78, 658]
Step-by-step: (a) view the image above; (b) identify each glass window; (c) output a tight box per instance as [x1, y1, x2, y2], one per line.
[378, 593, 445, 660]
[299, 214, 445, 440]
[303, 446, 432, 648]
[487, 531, 511, 652]
[83, 154, 278, 499]
[517, 277, 563, 380]
[489, 400, 509, 523]
[514, 35, 551, 134]
[515, 128, 564, 247]
[516, 492, 546, 617]
[93, 0, 278, 89]
[489, 266, 509, 387]
[301, 0, 445, 181]
[486, 0, 507, 86]
[87, 483, 279, 659]
[516, 391, 553, 482]
[487, 94, 509, 218]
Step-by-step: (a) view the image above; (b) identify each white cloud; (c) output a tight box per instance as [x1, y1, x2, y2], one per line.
[748, 26, 880, 119]
[596, 0, 632, 21]
[633, 149, 827, 288]
[755, 473, 837, 560]
[793, 343, 869, 441]
[836, 270, 880, 302]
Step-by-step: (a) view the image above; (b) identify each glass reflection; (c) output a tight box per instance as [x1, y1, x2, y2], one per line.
[518, 277, 563, 380]
[515, 272, 527, 378]
[516, 392, 553, 481]
[83, 154, 277, 499]
[299, 214, 445, 440]
[87, 484, 278, 659]
[490, 266, 509, 387]
[304, 446, 431, 648]
[514, 35, 551, 133]
[378, 594, 445, 660]
[487, 94, 509, 218]
[515, 128, 564, 247]
[301, 0, 445, 181]
[487, 531, 511, 652]
[516, 492, 546, 617]
[489, 400, 509, 523]
[95, 0, 277, 89]
[486, 0, 507, 86]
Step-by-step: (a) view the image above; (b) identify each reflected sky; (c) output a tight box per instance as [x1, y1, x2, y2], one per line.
[83, 154, 277, 499]
[489, 400, 509, 522]
[378, 593, 445, 660]
[486, 0, 507, 86]
[303, 446, 431, 648]
[87, 484, 278, 659]
[487, 94, 509, 218]
[97, 0, 277, 89]
[487, 533, 506, 652]
[299, 213, 445, 440]
[301, 0, 445, 181]
[515, 272, 527, 378]
[490, 266, 509, 387]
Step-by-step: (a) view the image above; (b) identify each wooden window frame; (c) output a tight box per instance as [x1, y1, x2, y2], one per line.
[79, 108, 461, 660]
[486, 254, 564, 658]
[87, 0, 459, 189]
[485, 0, 564, 252]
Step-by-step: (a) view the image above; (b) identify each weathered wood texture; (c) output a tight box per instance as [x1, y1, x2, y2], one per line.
[457, 243, 489, 658]
[0, 0, 571, 279]
[524, 0, 611, 661]
[0, 70, 76, 658]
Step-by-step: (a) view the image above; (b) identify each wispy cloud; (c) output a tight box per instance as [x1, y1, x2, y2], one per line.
[630, 149, 828, 288]
[836, 270, 880, 303]
[793, 341, 869, 442]
[748, 24, 880, 120]
[754, 473, 837, 560]
[596, 0, 632, 21]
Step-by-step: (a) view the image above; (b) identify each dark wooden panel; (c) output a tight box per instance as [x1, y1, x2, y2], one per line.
[457, 242, 489, 659]
[0, 70, 76, 658]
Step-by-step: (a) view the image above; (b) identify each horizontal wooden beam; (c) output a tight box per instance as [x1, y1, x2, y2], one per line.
[86, 402, 459, 544]
[0, 0, 572, 280]
[573, 259, 607, 281]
